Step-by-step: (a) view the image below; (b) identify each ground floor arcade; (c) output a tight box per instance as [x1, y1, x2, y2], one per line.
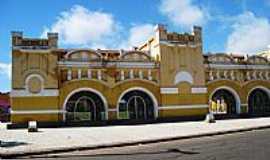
[10, 80, 270, 124]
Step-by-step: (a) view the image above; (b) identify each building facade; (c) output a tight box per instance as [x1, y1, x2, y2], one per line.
[10, 25, 270, 124]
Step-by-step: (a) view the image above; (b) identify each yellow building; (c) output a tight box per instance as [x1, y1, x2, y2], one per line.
[10, 25, 270, 124]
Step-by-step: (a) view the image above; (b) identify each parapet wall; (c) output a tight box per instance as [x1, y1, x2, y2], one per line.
[11, 31, 58, 49]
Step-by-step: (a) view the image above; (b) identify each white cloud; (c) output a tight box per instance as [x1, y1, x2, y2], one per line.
[226, 12, 270, 54]
[0, 63, 11, 79]
[119, 24, 155, 49]
[42, 5, 118, 48]
[159, 0, 208, 28]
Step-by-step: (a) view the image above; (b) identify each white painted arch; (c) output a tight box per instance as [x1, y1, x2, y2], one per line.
[62, 88, 108, 121]
[116, 87, 158, 119]
[209, 86, 241, 114]
[174, 71, 193, 85]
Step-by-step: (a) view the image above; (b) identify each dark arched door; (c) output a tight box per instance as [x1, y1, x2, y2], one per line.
[248, 89, 270, 114]
[118, 90, 155, 120]
[65, 91, 106, 122]
[211, 89, 237, 114]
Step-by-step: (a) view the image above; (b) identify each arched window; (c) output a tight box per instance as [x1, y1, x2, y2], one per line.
[118, 90, 155, 120]
[248, 88, 270, 114]
[210, 89, 238, 114]
[65, 91, 106, 122]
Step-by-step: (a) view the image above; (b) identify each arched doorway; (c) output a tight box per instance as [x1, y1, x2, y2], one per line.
[210, 88, 240, 115]
[118, 89, 156, 120]
[248, 88, 270, 114]
[64, 90, 107, 122]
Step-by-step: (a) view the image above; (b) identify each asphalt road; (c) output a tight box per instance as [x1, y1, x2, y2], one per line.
[14, 128, 270, 160]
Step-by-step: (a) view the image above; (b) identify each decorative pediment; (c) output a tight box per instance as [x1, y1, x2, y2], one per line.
[65, 50, 101, 61]
[120, 51, 151, 61]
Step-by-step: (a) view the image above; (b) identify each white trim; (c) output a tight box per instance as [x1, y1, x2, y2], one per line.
[207, 64, 270, 70]
[159, 40, 200, 48]
[108, 108, 117, 112]
[11, 109, 65, 115]
[119, 62, 157, 68]
[58, 61, 158, 69]
[62, 88, 108, 121]
[160, 88, 178, 94]
[209, 86, 241, 114]
[10, 89, 59, 97]
[116, 87, 158, 119]
[174, 71, 193, 84]
[158, 104, 208, 110]
[191, 87, 207, 94]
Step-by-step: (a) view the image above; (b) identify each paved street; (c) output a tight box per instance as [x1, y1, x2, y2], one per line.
[2, 117, 270, 158]
[17, 128, 270, 160]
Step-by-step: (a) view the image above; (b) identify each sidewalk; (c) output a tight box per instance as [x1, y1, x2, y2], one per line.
[1, 117, 270, 158]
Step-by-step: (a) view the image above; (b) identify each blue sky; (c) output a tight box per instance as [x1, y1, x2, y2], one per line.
[0, 0, 270, 92]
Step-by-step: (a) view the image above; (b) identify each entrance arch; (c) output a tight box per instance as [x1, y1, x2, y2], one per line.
[209, 86, 241, 114]
[248, 87, 270, 114]
[117, 87, 158, 120]
[63, 88, 108, 122]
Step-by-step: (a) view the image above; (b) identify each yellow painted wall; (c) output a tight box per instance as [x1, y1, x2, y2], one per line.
[59, 79, 160, 116]
[11, 96, 59, 110]
[11, 114, 59, 123]
[159, 108, 208, 118]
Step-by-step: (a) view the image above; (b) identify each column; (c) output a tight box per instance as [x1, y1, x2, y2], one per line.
[87, 69, 92, 79]
[216, 71, 220, 79]
[139, 70, 143, 79]
[246, 71, 251, 81]
[148, 69, 152, 80]
[259, 71, 264, 79]
[230, 70, 235, 80]
[252, 71, 257, 80]
[120, 70, 125, 81]
[129, 69, 134, 79]
[266, 71, 270, 80]
[78, 69, 82, 79]
[67, 69, 72, 80]
[209, 70, 214, 81]
[98, 70, 102, 80]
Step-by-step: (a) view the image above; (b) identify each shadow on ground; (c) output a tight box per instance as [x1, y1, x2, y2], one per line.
[0, 141, 28, 148]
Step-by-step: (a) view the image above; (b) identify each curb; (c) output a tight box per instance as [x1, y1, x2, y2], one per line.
[2, 124, 270, 159]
